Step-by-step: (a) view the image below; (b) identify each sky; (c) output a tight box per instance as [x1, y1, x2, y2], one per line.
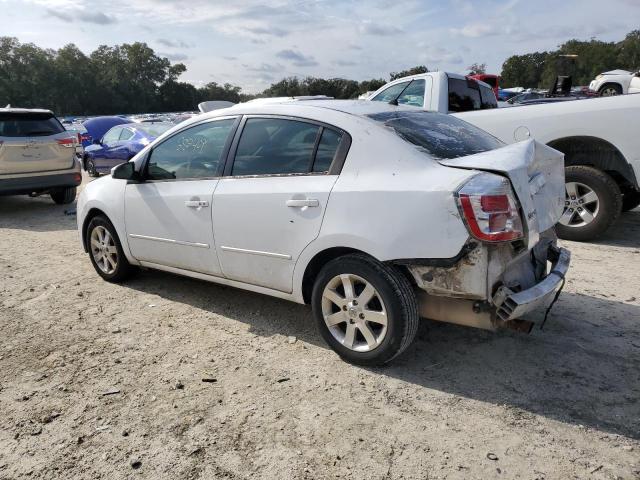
[2, 0, 639, 92]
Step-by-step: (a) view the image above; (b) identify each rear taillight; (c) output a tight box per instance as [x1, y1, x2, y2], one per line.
[57, 137, 76, 148]
[456, 173, 524, 242]
[77, 133, 82, 144]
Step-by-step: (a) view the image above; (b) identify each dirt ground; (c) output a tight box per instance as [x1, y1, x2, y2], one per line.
[1, 182, 639, 479]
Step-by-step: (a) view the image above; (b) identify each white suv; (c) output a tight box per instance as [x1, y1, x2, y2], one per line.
[0, 108, 81, 203]
[77, 100, 570, 365]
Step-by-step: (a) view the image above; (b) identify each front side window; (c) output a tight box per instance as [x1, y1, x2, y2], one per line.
[371, 81, 411, 103]
[396, 79, 426, 107]
[146, 118, 236, 180]
[102, 127, 122, 145]
[232, 118, 321, 176]
[119, 128, 135, 141]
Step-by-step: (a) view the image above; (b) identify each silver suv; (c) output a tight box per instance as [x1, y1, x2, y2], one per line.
[0, 108, 82, 204]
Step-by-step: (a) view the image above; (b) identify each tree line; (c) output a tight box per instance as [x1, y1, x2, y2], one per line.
[1, 31, 638, 116]
[501, 30, 640, 88]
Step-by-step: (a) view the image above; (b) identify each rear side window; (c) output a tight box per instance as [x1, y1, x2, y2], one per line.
[367, 111, 503, 160]
[0, 113, 64, 137]
[313, 128, 343, 172]
[147, 119, 236, 180]
[479, 85, 498, 109]
[448, 78, 482, 112]
[232, 118, 321, 176]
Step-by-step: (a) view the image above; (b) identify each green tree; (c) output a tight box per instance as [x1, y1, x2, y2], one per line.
[467, 63, 487, 75]
[389, 65, 428, 81]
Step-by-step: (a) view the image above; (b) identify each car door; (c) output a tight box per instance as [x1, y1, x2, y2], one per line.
[93, 126, 122, 171]
[124, 117, 239, 275]
[212, 116, 348, 293]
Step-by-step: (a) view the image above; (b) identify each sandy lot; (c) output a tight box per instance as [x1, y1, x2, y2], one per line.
[0, 186, 639, 480]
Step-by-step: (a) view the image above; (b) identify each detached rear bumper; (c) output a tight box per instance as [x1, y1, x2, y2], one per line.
[493, 245, 571, 322]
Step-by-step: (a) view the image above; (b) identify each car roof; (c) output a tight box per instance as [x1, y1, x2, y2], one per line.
[220, 99, 419, 118]
[0, 107, 54, 115]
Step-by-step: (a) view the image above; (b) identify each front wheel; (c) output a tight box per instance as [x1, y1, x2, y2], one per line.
[86, 215, 135, 282]
[50, 186, 76, 204]
[599, 84, 622, 96]
[311, 254, 419, 366]
[85, 157, 99, 177]
[556, 166, 622, 241]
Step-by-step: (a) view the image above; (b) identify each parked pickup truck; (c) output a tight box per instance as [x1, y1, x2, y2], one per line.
[369, 75, 640, 241]
[0, 108, 82, 204]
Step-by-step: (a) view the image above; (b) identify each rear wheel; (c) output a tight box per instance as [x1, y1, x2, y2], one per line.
[311, 254, 419, 366]
[599, 84, 622, 96]
[86, 215, 135, 282]
[622, 191, 640, 212]
[50, 186, 76, 205]
[556, 166, 622, 241]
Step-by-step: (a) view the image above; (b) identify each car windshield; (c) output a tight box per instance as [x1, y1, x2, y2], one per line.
[0, 113, 65, 137]
[367, 111, 503, 160]
[137, 123, 173, 138]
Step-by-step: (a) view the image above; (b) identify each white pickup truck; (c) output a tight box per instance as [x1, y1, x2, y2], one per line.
[369, 73, 640, 240]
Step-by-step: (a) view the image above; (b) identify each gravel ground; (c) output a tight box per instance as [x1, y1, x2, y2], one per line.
[0, 186, 639, 480]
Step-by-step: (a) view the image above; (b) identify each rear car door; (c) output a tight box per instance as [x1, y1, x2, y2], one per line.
[124, 117, 239, 275]
[212, 116, 349, 292]
[0, 111, 75, 175]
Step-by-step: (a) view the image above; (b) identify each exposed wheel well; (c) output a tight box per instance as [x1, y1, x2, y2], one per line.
[81, 208, 108, 252]
[301, 247, 366, 304]
[301, 247, 417, 304]
[547, 136, 638, 192]
[598, 82, 622, 93]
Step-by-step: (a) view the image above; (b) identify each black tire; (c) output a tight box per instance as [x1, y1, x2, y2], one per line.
[50, 186, 77, 205]
[556, 166, 622, 241]
[311, 253, 419, 366]
[85, 157, 99, 177]
[86, 215, 135, 282]
[622, 191, 640, 212]
[599, 83, 622, 96]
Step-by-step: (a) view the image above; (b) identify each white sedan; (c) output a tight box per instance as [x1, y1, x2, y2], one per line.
[77, 100, 570, 365]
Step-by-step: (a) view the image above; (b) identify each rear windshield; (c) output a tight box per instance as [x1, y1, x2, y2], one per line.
[448, 77, 497, 112]
[0, 113, 65, 137]
[367, 111, 503, 160]
[138, 123, 173, 138]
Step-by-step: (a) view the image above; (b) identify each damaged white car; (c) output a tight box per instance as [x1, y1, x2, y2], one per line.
[77, 100, 570, 365]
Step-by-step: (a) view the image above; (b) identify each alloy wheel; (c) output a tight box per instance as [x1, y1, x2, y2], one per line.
[90, 226, 118, 274]
[559, 181, 600, 228]
[600, 87, 619, 96]
[321, 274, 388, 352]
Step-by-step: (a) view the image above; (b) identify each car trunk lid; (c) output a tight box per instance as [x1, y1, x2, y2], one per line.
[0, 112, 75, 175]
[439, 139, 565, 247]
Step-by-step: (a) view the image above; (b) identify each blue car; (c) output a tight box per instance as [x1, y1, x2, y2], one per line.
[81, 116, 130, 149]
[83, 122, 173, 176]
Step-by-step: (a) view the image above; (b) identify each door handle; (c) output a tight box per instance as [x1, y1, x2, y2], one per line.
[185, 200, 209, 208]
[286, 198, 319, 208]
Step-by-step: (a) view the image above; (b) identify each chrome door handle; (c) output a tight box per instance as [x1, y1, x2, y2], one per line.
[185, 200, 209, 208]
[286, 198, 319, 208]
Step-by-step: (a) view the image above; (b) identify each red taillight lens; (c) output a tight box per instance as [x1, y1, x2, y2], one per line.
[57, 137, 76, 148]
[77, 133, 82, 144]
[457, 173, 524, 243]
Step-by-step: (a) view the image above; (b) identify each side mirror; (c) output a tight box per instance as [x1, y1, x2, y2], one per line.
[112, 162, 140, 181]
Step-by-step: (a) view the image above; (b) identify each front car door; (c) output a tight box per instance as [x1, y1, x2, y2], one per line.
[93, 126, 122, 172]
[124, 117, 239, 275]
[212, 116, 350, 292]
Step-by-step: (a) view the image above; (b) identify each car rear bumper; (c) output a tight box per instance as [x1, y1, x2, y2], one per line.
[0, 171, 82, 195]
[493, 245, 571, 322]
